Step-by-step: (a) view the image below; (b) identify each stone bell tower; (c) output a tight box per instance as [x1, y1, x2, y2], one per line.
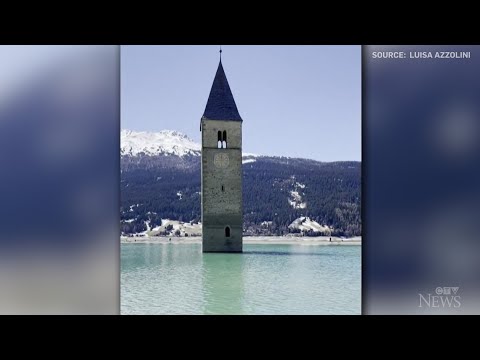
[200, 51, 243, 253]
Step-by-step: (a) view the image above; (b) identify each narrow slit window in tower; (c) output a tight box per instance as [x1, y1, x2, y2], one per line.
[223, 130, 227, 148]
[225, 226, 231, 237]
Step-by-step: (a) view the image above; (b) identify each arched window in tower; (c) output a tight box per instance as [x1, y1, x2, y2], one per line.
[223, 130, 227, 148]
[217, 131, 222, 148]
[225, 226, 231, 238]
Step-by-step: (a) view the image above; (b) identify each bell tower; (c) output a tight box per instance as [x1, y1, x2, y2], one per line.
[200, 51, 243, 253]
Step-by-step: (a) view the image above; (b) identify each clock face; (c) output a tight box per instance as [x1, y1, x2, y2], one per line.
[214, 153, 229, 168]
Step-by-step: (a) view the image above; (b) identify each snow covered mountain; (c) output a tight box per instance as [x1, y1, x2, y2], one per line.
[121, 130, 201, 157]
[121, 129, 259, 164]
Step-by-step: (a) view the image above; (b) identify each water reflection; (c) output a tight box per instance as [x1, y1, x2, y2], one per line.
[202, 253, 245, 315]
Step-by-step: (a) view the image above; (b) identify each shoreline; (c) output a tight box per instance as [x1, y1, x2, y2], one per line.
[121, 236, 361, 246]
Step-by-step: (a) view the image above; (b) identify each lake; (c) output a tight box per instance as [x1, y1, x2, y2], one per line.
[121, 242, 361, 314]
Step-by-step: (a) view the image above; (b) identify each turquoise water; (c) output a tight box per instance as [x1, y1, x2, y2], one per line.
[121, 243, 361, 314]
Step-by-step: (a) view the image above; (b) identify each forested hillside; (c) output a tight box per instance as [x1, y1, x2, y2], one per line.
[121, 153, 361, 237]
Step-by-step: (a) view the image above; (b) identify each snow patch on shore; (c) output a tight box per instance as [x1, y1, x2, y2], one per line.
[289, 217, 332, 234]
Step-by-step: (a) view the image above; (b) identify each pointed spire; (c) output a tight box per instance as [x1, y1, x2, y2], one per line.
[220, 45, 222, 61]
[202, 57, 242, 122]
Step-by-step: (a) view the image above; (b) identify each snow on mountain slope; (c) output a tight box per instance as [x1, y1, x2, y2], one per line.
[288, 190, 306, 209]
[121, 130, 201, 157]
[121, 129, 260, 158]
[289, 217, 332, 234]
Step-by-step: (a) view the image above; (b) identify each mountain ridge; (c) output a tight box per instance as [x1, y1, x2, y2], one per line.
[121, 129, 201, 157]
[121, 129, 353, 163]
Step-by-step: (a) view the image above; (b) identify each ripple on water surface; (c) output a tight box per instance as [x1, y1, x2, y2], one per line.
[121, 242, 361, 315]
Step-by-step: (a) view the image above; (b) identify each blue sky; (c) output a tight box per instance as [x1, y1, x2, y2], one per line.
[121, 45, 361, 161]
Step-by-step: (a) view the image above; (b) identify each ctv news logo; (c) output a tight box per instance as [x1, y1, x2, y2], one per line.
[418, 287, 461, 308]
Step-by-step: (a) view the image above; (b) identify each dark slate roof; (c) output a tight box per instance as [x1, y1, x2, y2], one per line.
[203, 60, 242, 121]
